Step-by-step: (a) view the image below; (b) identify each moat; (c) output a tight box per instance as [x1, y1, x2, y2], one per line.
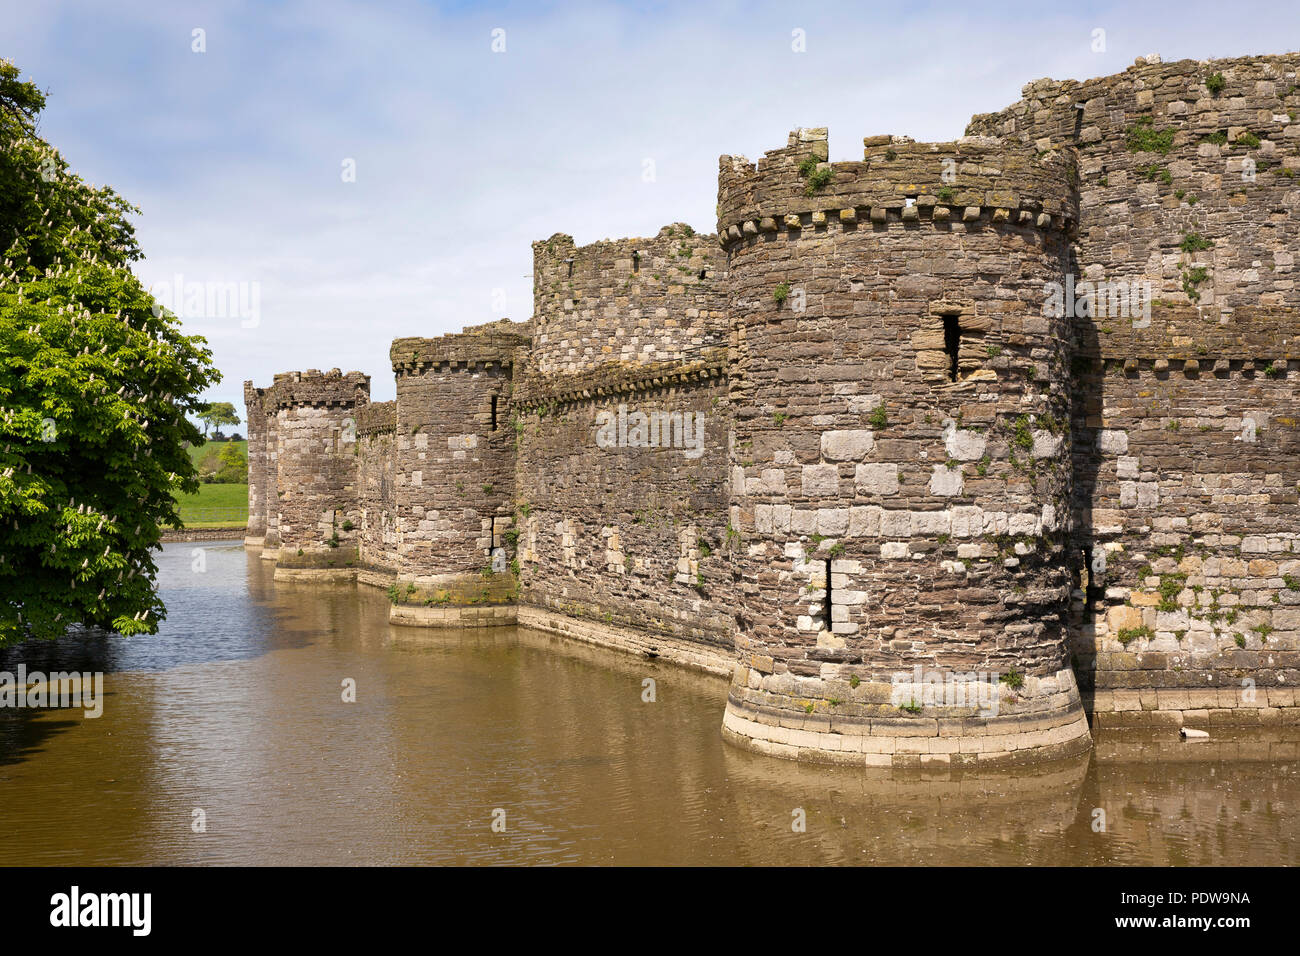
[0, 540, 1296, 866]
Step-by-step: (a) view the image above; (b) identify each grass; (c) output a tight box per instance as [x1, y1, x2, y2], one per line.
[187, 438, 247, 469]
[177, 439, 248, 526]
[174, 482, 248, 528]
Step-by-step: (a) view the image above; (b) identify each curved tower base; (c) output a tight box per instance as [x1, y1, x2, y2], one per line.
[721, 663, 1091, 769]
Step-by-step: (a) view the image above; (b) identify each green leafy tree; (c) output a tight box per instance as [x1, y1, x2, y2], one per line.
[215, 442, 247, 483]
[0, 60, 219, 643]
[194, 402, 212, 438]
[199, 401, 240, 440]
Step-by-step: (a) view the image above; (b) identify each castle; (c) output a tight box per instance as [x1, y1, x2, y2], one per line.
[244, 53, 1300, 768]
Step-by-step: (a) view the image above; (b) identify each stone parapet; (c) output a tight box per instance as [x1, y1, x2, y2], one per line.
[390, 319, 531, 374]
[511, 349, 726, 411]
[717, 128, 1078, 248]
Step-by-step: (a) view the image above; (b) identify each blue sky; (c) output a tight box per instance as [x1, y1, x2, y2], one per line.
[3, 0, 1294, 406]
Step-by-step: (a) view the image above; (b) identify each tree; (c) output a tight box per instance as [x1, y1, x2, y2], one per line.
[0, 59, 219, 643]
[194, 402, 212, 438]
[215, 442, 247, 483]
[199, 401, 240, 440]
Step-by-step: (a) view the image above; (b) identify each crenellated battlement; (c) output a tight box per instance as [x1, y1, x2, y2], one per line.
[511, 348, 727, 412]
[530, 224, 727, 376]
[356, 399, 396, 435]
[717, 128, 1079, 248]
[969, 52, 1300, 147]
[390, 319, 531, 374]
[263, 368, 370, 409]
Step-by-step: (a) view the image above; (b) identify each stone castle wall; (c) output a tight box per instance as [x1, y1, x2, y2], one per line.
[356, 400, 399, 578]
[242, 381, 270, 546]
[511, 229, 734, 667]
[970, 53, 1300, 724]
[512, 360, 734, 673]
[245, 52, 1300, 766]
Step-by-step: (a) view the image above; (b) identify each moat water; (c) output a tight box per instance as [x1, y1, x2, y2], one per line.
[1, 540, 1297, 865]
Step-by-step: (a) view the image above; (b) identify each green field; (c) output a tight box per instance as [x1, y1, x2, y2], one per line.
[174, 439, 249, 527]
[188, 438, 247, 468]
[175, 481, 248, 528]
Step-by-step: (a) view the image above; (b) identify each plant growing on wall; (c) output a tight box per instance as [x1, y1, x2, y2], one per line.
[1139, 164, 1172, 185]
[1180, 265, 1210, 301]
[798, 156, 832, 195]
[999, 668, 1025, 690]
[1124, 115, 1175, 155]
[1011, 415, 1034, 451]
[1116, 624, 1153, 646]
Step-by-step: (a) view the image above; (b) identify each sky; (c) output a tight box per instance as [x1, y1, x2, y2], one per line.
[2, 0, 1295, 410]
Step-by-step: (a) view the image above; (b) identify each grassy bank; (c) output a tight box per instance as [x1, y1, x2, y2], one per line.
[175, 481, 248, 528]
[188, 438, 247, 467]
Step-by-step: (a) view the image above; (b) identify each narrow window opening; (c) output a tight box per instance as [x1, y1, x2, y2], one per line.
[632, 251, 640, 273]
[823, 558, 833, 633]
[942, 313, 962, 382]
[698, 269, 707, 280]
[490, 394, 499, 431]
[565, 257, 574, 277]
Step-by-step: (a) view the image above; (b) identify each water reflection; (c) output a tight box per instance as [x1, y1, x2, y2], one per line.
[0, 540, 1295, 865]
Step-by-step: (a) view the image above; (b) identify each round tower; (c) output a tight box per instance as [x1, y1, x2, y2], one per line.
[386, 322, 530, 626]
[266, 369, 370, 582]
[718, 128, 1091, 767]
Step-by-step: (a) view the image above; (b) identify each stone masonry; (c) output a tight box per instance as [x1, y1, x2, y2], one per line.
[246, 53, 1300, 768]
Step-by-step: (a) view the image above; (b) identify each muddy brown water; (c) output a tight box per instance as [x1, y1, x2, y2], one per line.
[0, 540, 1296, 865]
